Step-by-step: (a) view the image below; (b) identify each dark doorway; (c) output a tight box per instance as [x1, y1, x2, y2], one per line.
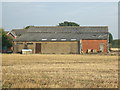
[35, 43, 41, 53]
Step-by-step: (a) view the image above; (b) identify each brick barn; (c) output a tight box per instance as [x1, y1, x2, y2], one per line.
[7, 26, 109, 54]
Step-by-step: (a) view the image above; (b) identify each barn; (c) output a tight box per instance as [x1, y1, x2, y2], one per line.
[8, 26, 109, 54]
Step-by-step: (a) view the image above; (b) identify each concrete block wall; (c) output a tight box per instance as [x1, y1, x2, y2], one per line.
[41, 42, 78, 54]
[13, 42, 34, 53]
[13, 40, 108, 54]
[27, 44, 35, 53]
[14, 43, 24, 53]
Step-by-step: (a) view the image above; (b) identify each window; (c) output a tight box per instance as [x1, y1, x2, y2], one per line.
[42, 39, 47, 41]
[51, 39, 57, 41]
[61, 39, 66, 41]
[71, 39, 76, 41]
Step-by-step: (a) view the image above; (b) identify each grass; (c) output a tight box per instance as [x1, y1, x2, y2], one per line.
[2, 54, 118, 88]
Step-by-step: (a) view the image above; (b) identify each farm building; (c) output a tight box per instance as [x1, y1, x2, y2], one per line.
[8, 26, 109, 54]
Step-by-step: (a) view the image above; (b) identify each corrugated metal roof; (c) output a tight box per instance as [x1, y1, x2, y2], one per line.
[11, 29, 27, 36]
[13, 26, 108, 42]
[14, 32, 108, 42]
[27, 26, 108, 33]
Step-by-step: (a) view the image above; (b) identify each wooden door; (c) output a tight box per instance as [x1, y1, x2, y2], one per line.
[35, 43, 41, 53]
[99, 43, 104, 52]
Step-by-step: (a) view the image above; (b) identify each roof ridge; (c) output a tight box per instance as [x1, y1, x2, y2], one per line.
[30, 26, 108, 28]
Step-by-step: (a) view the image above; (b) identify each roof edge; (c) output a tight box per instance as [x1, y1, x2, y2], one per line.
[27, 26, 108, 28]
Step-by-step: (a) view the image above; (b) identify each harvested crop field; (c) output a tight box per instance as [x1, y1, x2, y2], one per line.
[2, 54, 118, 88]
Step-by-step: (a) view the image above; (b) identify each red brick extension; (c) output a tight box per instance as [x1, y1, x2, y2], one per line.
[82, 40, 108, 53]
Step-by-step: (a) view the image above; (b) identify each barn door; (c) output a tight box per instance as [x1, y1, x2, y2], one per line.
[99, 43, 104, 52]
[35, 43, 41, 53]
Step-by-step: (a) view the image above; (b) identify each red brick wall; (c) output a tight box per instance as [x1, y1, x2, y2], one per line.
[82, 40, 108, 53]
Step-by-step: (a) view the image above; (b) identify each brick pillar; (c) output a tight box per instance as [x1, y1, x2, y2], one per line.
[23, 42, 28, 49]
[80, 40, 82, 54]
[107, 33, 110, 53]
[33, 43, 36, 54]
[78, 41, 80, 54]
[13, 41, 16, 53]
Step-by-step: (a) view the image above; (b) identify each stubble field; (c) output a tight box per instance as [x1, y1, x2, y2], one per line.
[2, 54, 118, 88]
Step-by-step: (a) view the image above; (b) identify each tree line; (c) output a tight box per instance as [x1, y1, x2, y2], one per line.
[0, 29, 12, 49]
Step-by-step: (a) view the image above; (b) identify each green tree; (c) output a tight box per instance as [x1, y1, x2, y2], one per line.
[112, 39, 120, 48]
[58, 21, 80, 26]
[0, 29, 12, 48]
[24, 25, 34, 29]
[109, 33, 113, 48]
[109, 33, 113, 44]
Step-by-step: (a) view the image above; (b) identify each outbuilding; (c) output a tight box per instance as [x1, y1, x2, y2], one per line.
[8, 26, 109, 54]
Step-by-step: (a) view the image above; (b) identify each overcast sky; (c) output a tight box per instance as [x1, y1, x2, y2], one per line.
[1, 2, 118, 39]
[1, 0, 119, 2]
